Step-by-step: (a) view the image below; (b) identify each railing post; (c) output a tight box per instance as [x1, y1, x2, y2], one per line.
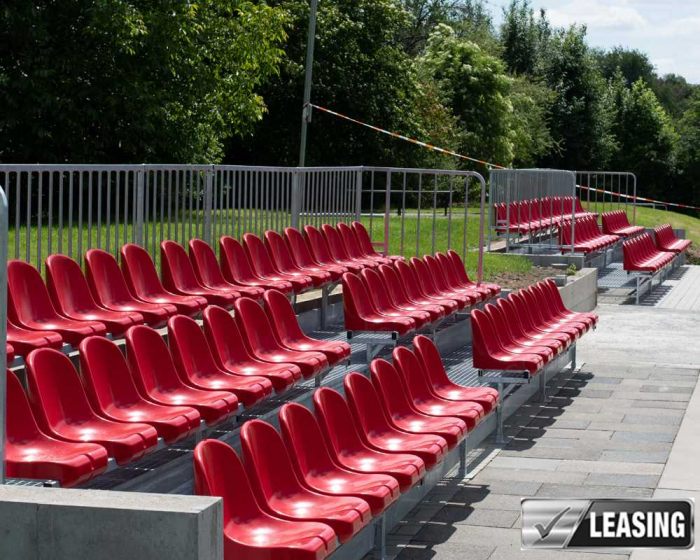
[477, 174, 487, 286]
[290, 169, 303, 229]
[354, 169, 363, 221]
[0, 187, 8, 484]
[136, 166, 146, 247]
[383, 170, 392, 256]
[203, 166, 214, 244]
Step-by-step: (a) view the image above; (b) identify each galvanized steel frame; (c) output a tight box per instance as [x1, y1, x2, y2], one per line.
[575, 171, 637, 224]
[0, 187, 7, 483]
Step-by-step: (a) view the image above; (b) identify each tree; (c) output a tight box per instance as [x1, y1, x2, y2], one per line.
[500, 0, 538, 75]
[676, 92, 700, 208]
[653, 74, 698, 119]
[0, 0, 288, 163]
[509, 77, 557, 166]
[598, 47, 655, 87]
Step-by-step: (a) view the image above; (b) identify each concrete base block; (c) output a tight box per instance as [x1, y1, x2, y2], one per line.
[558, 268, 598, 312]
[0, 487, 222, 560]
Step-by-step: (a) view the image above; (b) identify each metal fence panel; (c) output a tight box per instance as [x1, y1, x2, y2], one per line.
[0, 186, 8, 483]
[575, 171, 637, 224]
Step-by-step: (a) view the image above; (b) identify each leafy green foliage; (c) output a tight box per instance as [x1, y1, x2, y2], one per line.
[597, 47, 655, 87]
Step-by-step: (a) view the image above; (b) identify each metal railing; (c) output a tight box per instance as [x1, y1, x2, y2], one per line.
[575, 171, 637, 224]
[0, 186, 8, 483]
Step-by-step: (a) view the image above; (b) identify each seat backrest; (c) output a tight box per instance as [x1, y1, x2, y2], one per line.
[423, 255, 452, 293]
[240, 419, 302, 503]
[7, 260, 60, 324]
[369, 358, 416, 418]
[121, 244, 165, 298]
[469, 309, 507, 367]
[279, 403, 338, 480]
[394, 260, 426, 301]
[80, 335, 145, 413]
[360, 268, 396, 313]
[496, 297, 530, 340]
[321, 224, 351, 261]
[219, 236, 259, 284]
[313, 387, 368, 456]
[336, 222, 364, 259]
[434, 252, 461, 288]
[284, 227, 318, 268]
[303, 225, 335, 264]
[125, 325, 183, 395]
[351, 222, 377, 257]
[193, 439, 260, 523]
[168, 314, 222, 382]
[446, 250, 472, 285]
[484, 303, 516, 347]
[264, 230, 298, 272]
[188, 238, 226, 287]
[234, 297, 282, 355]
[203, 305, 257, 368]
[342, 272, 382, 321]
[6, 368, 42, 444]
[243, 233, 278, 277]
[413, 335, 451, 389]
[45, 254, 99, 315]
[392, 346, 434, 401]
[25, 348, 97, 432]
[409, 257, 439, 295]
[161, 240, 202, 292]
[262, 289, 305, 345]
[85, 249, 134, 306]
[378, 264, 410, 306]
[344, 372, 394, 435]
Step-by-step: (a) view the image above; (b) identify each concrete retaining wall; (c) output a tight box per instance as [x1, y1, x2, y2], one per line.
[558, 268, 598, 312]
[0, 486, 222, 560]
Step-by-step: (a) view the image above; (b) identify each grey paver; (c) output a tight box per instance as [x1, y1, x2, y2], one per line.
[611, 430, 676, 443]
[396, 543, 495, 560]
[472, 467, 586, 485]
[487, 547, 628, 560]
[446, 489, 522, 511]
[430, 506, 519, 528]
[487, 456, 562, 471]
[630, 400, 687, 410]
[622, 414, 682, 426]
[499, 447, 604, 461]
[599, 450, 669, 464]
[536, 483, 653, 499]
[556, 460, 664, 475]
[460, 479, 543, 496]
[640, 385, 693, 394]
[584, 473, 660, 488]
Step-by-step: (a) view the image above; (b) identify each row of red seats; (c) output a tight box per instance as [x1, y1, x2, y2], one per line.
[494, 197, 597, 234]
[558, 215, 620, 253]
[343, 251, 501, 335]
[601, 210, 645, 238]
[623, 233, 675, 273]
[471, 279, 597, 374]
[193, 336, 498, 560]
[654, 224, 692, 254]
[6, 293, 349, 486]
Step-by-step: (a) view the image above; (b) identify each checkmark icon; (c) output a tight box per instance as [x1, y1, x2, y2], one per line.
[534, 507, 571, 541]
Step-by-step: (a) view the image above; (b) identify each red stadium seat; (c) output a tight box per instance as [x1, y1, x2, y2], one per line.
[484, 304, 555, 362]
[7, 260, 107, 345]
[344, 373, 447, 469]
[285, 227, 347, 282]
[351, 221, 404, 263]
[203, 306, 300, 392]
[234, 298, 328, 379]
[377, 264, 447, 322]
[84, 249, 177, 328]
[167, 314, 272, 408]
[5, 368, 109, 487]
[342, 272, 416, 335]
[370, 359, 467, 450]
[623, 233, 675, 273]
[219, 236, 294, 294]
[337, 222, 391, 266]
[121, 244, 206, 317]
[279, 403, 399, 516]
[303, 225, 364, 274]
[265, 230, 332, 287]
[6, 343, 14, 364]
[423, 254, 484, 304]
[188, 238, 264, 300]
[263, 290, 350, 366]
[654, 224, 692, 254]
[79, 336, 201, 444]
[508, 292, 578, 343]
[125, 325, 239, 426]
[45, 254, 143, 337]
[194, 439, 337, 560]
[521, 287, 588, 336]
[495, 298, 568, 354]
[7, 320, 63, 357]
[559, 216, 620, 253]
[601, 210, 645, 238]
[161, 241, 237, 309]
[360, 269, 431, 329]
[313, 387, 425, 493]
[393, 346, 484, 430]
[532, 283, 596, 330]
[240, 420, 371, 543]
[446, 250, 501, 298]
[413, 335, 499, 413]
[408, 258, 473, 309]
[244, 233, 313, 293]
[393, 261, 460, 315]
[25, 348, 158, 465]
[321, 224, 379, 269]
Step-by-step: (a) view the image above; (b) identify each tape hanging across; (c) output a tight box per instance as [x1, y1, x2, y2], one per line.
[578, 185, 700, 212]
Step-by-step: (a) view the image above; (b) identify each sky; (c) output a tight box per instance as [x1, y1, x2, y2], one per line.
[486, 0, 700, 83]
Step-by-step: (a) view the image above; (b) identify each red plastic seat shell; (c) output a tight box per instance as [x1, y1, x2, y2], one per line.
[7, 320, 63, 357]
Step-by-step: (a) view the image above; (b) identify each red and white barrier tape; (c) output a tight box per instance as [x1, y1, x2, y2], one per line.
[578, 185, 700, 212]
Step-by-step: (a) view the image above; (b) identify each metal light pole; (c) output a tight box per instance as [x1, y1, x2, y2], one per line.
[298, 0, 319, 167]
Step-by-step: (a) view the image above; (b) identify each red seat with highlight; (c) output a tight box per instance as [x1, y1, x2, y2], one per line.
[601, 210, 644, 238]
[654, 224, 692, 254]
[168, 314, 272, 408]
[313, 387, 425, 493]
[423, 254, 484, 304]
[279, 403, 400, 516]
[7, 320, 63, 357]
[337, 222, 391, 265]
[121, 244, 206, 317]
[219, 236, 294, 294]
[265, 230, 332, 288]
[321, 224, 378, 269]
[45, 254, 144, 337]
[263, 290, 350, 366]
[303, 225, 364, 274]
[344, 373, 447, 469]
[79, 336, 201, 444]
[126, 325, 239, 426]
[623, 233, 675, 273]
[194, 439, 337, 560]
[188, 238, 264, 300]
[203, 306, 300, 392]
[360, 269, 431, 330]
[235, 298, 328, 379]
[244, 233, 313, 293]
[351, 221, 404, 263]
[446, 250, 501, 298]
[377, 264, 447, 322]
[240, 420, 371, 543]
[25, 348, 158, 465]
[7, 260, 107, 345]
[285, 227, 347, 282]
[397, 260, 466, 311]
[84, 249, 177, 328]
[5, 368, 109, 487]
[409, 257, 474, 308]
[393, 261, 460, 315]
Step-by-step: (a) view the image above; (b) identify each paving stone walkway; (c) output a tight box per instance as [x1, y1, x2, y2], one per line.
[376, 290, 700, 560]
